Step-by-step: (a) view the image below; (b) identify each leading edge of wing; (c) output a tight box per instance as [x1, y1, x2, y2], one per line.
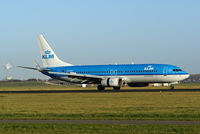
[48, 72, 104, 79]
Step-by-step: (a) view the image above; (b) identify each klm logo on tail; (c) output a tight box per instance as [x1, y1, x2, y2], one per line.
[42, 50, 54, 59]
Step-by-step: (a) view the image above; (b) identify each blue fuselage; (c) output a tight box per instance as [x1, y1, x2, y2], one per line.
[43, 64, 188, 79]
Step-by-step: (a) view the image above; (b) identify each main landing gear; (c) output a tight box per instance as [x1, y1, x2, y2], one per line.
[97, 85, 105, 91]
[113, 87, 120, 90]
[97, 85, 121, 91]
[170, 85, 174, 90]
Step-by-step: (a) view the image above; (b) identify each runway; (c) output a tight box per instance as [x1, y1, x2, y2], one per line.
[0, 89, 200, 94]
[0, 120, 200, 125]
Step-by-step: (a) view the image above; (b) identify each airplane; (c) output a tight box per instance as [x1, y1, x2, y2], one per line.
[18, 34, 190, 90]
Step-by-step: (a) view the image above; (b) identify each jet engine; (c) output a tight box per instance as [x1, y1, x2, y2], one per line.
[101, 78, 123, 87]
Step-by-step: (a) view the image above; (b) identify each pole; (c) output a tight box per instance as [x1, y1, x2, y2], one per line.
[6, 69, 8, 80]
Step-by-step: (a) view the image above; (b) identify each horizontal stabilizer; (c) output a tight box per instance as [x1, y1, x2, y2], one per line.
[17, 66, 50, 72]
[17, 66, 38, 70]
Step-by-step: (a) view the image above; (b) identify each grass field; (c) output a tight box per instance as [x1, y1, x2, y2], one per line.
[0, 82, 200, 120]
[0, 81, 200, 91]
[0, 92, 200, 120]
[0, 81, 200, 133]
[0, 123, 200, 134]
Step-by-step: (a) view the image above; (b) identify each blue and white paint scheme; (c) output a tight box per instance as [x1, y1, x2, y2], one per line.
[19, 34, 190, 90]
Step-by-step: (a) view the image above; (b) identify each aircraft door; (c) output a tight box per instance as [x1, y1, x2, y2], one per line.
[163, 67, 168, 76]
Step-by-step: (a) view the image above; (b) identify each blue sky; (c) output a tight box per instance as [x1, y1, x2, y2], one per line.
[0, 0, 200, 80]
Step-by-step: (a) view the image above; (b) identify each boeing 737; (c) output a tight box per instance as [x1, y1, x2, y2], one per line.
[19, 34, 190, 90]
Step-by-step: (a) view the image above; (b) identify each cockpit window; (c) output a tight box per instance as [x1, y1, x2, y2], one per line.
[173, 69, 182, 72]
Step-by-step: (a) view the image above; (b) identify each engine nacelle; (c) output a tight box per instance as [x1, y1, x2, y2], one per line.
[128, 83, 149, 87]
[101, 78, 123, 87]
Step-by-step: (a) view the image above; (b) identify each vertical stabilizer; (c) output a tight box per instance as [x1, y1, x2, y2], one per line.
[38, 34, 73, 67]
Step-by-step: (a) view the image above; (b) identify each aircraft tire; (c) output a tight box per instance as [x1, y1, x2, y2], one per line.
[98, 85, 105, 91]
[113, 87, 120, 90]
[170, 85, 174, 90]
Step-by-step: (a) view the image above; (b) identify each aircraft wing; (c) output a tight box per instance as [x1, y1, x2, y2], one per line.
[68, 73, 104, 84]
[48, 72, 105, 84]
[18, 65, 105, 84]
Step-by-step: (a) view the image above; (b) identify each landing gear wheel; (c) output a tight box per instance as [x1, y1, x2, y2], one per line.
[113, 87, 120, 90]
[98, 85, 105, 91]
[170, 85, 174, 90]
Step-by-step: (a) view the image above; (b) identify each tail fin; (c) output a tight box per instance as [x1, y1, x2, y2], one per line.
[38, 34, 73, 67]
